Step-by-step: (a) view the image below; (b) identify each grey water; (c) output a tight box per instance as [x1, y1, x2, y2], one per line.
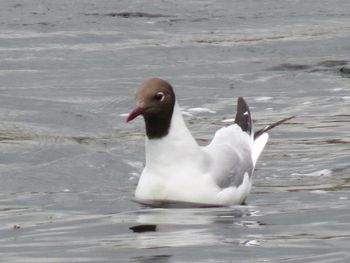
[0, 0, 349, 262]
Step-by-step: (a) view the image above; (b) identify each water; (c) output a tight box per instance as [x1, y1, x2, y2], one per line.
[0, 0, 349, 262]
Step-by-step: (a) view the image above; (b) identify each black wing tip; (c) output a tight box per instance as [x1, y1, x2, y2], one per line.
[235, 97, 252, 135]
[254, 115, 296, 139]
[237, 96, 245, 104]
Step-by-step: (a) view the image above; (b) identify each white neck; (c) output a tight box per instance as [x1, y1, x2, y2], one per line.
[145, 102, 201, 167]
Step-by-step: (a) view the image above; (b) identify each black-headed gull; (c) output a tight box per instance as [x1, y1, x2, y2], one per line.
[127, 78, 294, 207]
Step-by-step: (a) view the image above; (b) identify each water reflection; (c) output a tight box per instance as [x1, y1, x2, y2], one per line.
[115, 206, 264, 249]
[130, 255, 172, 263]
[132, 207, 254, 226]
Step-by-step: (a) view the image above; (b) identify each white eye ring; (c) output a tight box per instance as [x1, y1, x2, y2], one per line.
[155, 91, 165, 102]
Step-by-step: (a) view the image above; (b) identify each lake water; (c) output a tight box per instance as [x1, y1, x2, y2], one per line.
[0, 0, 349, 262]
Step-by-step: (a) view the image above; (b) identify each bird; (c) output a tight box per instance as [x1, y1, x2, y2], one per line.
[127, 78, 294, 207]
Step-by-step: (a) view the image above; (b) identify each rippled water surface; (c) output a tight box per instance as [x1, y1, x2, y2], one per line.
[0, 0, 350, 262]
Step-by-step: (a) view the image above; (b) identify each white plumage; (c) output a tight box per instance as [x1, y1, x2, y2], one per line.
[127, 78, 293, 207]
[135, 102, 263, 206]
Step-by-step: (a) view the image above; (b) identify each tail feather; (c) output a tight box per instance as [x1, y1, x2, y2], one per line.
[235, 97, 252, 135]
[254, 116, 295, 139]
[233, 97, 294, 164]
[252, 132, 269, 165]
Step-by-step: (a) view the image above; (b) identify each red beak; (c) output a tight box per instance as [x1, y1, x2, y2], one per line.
[127, 106, 143, 122]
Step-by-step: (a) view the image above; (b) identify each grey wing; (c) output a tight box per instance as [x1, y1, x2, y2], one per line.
[203, 125, 254, 189]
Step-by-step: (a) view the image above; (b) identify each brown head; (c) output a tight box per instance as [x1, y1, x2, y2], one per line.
[127, 78, 176, 139]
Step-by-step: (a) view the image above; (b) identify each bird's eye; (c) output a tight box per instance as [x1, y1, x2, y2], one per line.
[154, 92, 165, 102]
